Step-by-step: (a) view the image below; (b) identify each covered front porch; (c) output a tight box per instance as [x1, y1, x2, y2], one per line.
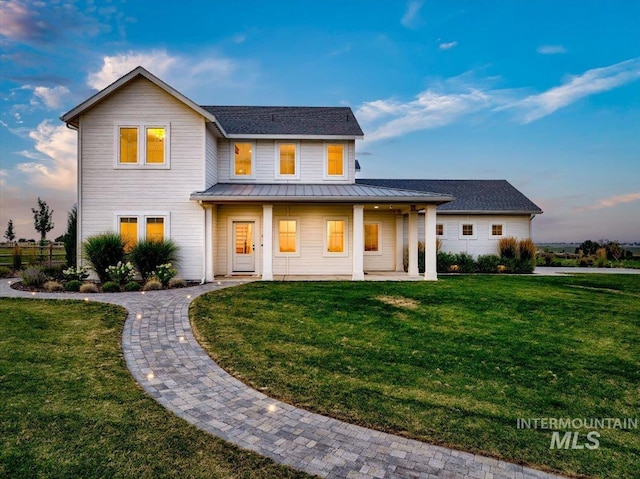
[190, 183, 454, 282]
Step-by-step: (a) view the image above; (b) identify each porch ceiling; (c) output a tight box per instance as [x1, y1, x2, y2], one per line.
[191, 183, 455, 204]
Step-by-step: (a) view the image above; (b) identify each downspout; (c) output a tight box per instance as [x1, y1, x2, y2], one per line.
[199, 200, 206, 284]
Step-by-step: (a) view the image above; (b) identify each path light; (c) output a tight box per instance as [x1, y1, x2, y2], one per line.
[267, 404, 277, 413]
[31, 292, 36, 296]
[147, 372, 154, 380]
[7, 280, 11, 285]
[141, 291, 145, 295]
[217, 281, 221, 285]
[179, 336, 186, 343]
[136, 313, 142, 320]
[186, 294, 191, 299]
[84, 297, 89, 302]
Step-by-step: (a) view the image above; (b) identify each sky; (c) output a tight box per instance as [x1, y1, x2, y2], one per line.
[1, 0, 639, 243]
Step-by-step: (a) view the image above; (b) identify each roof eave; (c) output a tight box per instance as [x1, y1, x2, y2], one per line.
[437, 209, 543, 215]
[59, 66, 227, 136]
[190, 194, 454, 204]
[225, 133, 364, 140]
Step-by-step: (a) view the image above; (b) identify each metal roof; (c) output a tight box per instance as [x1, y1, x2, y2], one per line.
[201, 106, 364, 137]
[356, 179, 543, 214]
[191, 183, 454, 204]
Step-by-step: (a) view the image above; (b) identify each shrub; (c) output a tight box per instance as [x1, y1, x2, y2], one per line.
[0, 266, 11, 278]
[79, 283, 99, 293]
[63, 265, 89, 282]
[102, 281, 121, 293]
[476, 254, 501, 273]
[43, 280, 64, 292]
[168, 277, 186, 289]
[455, 253, 477, 273]
[514, 259, 535, 274]
[153, 263, 177, 286]
[129, 239, 179, 281]
[595, 248, 608, 267]
[12, 245, 22, 270]
[19, 266, 47, 287]
[124, 281, 141, 292]
[106, 261, 135, 285]
[43, 265, 65, 280]
[84, 233, 125, 283]
[142, 279, 162, 291]
[65, 280, 83, 292]
[437, 252, 457, 273]
[518, 239, 537, 262]
[498, 237, 518, 259]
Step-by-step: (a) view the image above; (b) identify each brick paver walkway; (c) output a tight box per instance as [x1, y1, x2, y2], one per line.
[2, 278, 565, 479]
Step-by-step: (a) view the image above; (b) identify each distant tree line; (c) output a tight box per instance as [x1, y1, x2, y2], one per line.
[575, 240, 633, 261]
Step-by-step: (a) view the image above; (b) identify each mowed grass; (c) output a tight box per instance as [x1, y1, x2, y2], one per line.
[0, 299, 311, 479]
[191, 275, 640, 479]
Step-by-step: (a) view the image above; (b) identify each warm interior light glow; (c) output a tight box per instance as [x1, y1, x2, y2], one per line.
[279, 219, 297, 253]
[364, 224, 379, 252]
[146, 217, 164, 242]
[234, 142, 252, 175]
[146, 127, 165, 163]
[327, 144, 343, 175]
[279, 144, 296, 175]
[120, 217, 138, 251]
[120, 127, 138, 163]
[327, 220, 345, 253]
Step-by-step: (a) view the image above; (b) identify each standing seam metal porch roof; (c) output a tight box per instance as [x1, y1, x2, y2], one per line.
[191, 183, 454, 203]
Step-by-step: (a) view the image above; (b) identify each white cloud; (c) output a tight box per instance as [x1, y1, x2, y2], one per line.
[509, 57, 640, 123]
[14, 112, 22, 124]
[16, 120, 77, 191]
[401, 0, 424, 29]
[87, 50, 178, 90]
[33, 85, 71, 109]
[439, 41, 458, 50]
[357, 83, 500, 141]
[537, 45, 567, 55]
[577, 192, 640, 212]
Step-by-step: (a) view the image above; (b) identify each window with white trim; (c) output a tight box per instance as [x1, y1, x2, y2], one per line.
[116, 123, 169, 167]
[232, 142, 254, 177]
[325, 143, 346, 178]
[276, 218, 299, 255]
[364, 222, 381, 254]
[490, 223, 505, 237]
[117, 213, 169, 249]
[275, 142, 299, 178]
[119, 217, 138, 251]
[324, 218, 347, 255]
[436, 223, 445, 236]
[459, 222, 477, 239]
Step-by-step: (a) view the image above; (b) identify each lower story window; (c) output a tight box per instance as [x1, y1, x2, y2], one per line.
[436, 224, 444, 236]
[364, 223, 379, 252]
[119, 217, 138, 250]
[462, 224, 474, 236]
[491, 224, 503, 236]
[278, 219, 297, 253]
[327, 220, 345, 253]
[146, 217, 164, 242]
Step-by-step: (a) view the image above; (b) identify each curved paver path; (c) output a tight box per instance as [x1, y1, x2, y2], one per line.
[2, 278, 565, 479]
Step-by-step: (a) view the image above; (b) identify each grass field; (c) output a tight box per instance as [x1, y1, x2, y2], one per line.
[191, 275, 640, 479]
[0, 298, 310, 479]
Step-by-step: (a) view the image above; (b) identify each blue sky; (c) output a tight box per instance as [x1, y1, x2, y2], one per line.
[1, 0, 639, 242]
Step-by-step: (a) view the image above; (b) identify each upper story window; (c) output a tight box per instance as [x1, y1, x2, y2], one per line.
[116, 123, 169, 168]
[233, 142, 253, 177]
[276, 143, 299, 178]
[325, 143, 346, 178]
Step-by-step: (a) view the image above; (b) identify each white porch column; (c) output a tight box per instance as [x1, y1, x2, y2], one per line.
[352, 204, 365, 280]
[424, 204, 438, 281]
[262, 204, 273, 281]
[407, 207, 419, 276]
[204, 205, 214, 282]
[395, 213, 404, 272]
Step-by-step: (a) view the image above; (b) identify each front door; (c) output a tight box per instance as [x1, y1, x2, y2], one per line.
[232, 221, 255, 272]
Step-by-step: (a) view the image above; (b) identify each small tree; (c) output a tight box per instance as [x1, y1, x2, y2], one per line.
[4, 219, 16, 243]
[32, 197, 54, 245]
[63, 204, 77, 267]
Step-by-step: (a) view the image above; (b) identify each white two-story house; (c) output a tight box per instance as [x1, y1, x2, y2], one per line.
[61, 67, 541, 282]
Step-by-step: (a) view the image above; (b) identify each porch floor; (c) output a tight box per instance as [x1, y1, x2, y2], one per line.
[216, 271, 425, 281]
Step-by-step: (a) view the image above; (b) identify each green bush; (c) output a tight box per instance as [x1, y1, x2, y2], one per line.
[43, 280, 64, 292]
[43, 265, 65, 280]
[84, 233, 125, 283]
[518, 238, 537, 262]
[0, 266, 11, 278]
[124, 281, 141, 292]
[142, 279, 162, 291]
[102, 281, 121, 293]
[106, 261, 134, 285]
[476, 254, 501, 273]
[19, 266, 47, 287]
[12, 245, 22, 270]
[65, 280, 83, 292]
[437, 252, 457, 273]
[153, 263, 177, 286]
[455, 253, 477, 273]
[129, 240, 179, 281]
[498, 237, 518, 259]
[62, 266, 89, 282]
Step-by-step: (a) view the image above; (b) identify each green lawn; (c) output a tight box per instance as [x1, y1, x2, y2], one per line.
[191, 275, 640, 479]
[0, 298, 310, 479]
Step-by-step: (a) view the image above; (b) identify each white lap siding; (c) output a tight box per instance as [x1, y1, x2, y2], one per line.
[80, 77, 206, 280]
[410, 214, 533, 257]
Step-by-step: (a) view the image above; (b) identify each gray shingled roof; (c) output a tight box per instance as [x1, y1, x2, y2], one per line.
[201, 106, 364, 137]
[356, 179, 542, 213]
[191, 183, 453, 203]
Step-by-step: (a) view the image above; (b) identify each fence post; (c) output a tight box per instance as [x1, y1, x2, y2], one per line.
[49, 243, 53, 268]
